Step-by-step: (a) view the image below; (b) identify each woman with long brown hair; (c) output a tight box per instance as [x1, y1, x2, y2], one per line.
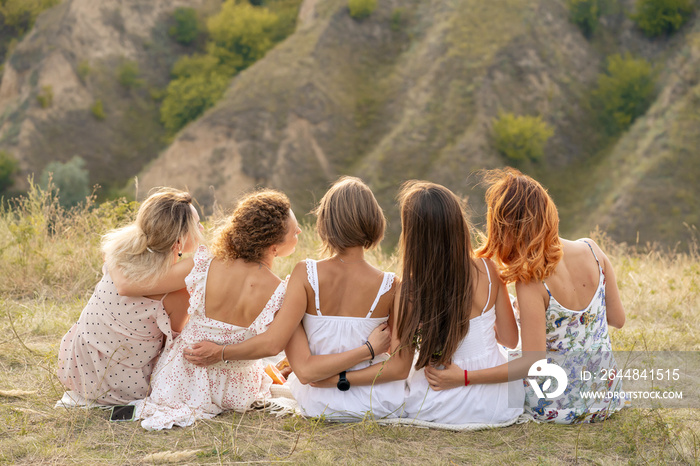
[399, 181, 524, 425]
[425, 168, 626, 424]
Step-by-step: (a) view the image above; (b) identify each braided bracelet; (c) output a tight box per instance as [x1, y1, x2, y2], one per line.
[364, 340, 375, 361]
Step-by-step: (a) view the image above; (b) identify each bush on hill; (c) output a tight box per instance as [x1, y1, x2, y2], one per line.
[491, 113, 554, 162]
[567, 0, 603, 37]
[593, 54, 655, 134]
[39, 156, 90, 208]
[348, 0, 377, 20]
[631, 0, 694, 37]
[0, 150, 19, 194]
[169, 7, 200, 45]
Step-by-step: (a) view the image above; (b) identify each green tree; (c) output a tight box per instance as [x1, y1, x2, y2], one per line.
[206, 1, 278, 74]
[0, 0, 60, 35]
[567, 0, 602, 37]
[348, 0, 377, 19]
[631, 0, 694, 37]
[0, 150, 19, 193]
[39, 156, 90, 207]
[160, 69, 229, 135]
[169, 7, 199, 45]
[492, 113, 554, 162]
[593, 54, 655, 134]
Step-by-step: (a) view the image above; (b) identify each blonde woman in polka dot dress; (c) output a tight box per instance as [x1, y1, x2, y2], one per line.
[57, 188, 204, 405]
[135, 190, 301, 430]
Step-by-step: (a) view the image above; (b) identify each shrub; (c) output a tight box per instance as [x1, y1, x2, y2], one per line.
[348, 0, 377, 19]
[39, 156, 90, 208]
[91, 99, 105, 120]
[492, 113, 554, 162]
[631, 0, 694, 37]
[117, 60, 142, 89]
[206, 1, 279, 74]
[592, 54, 655, 134]
[0, 150, 19, 193]
[36, 85, 53, 108]
[77, 60, 90, 81]
[567, 0, 602, 36]
[160, 71, 229, 135]
[169, 7, 199, 45]
[0, 0, 60, 36]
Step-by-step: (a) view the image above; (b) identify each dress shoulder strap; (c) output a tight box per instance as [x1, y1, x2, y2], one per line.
[305, 259, 322, 316]
[579, 240, 601, 267]
[366, 272, 395, 318]
[480, 258, 493, 315]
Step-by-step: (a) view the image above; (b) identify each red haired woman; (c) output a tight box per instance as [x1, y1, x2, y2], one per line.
[425, 168, 626, 424]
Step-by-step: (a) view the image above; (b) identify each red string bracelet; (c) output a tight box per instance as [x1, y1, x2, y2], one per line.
[464, 369, 470, 386]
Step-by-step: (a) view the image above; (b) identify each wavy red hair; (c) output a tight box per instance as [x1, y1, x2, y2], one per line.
[477, 168, 562, 284]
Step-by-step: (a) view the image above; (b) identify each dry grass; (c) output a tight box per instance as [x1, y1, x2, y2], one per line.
[0, 186, 698, 464]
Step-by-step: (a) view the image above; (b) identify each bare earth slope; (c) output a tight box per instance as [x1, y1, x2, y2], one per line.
[0, 0, 211, 191]
[139, 0, 601, 240]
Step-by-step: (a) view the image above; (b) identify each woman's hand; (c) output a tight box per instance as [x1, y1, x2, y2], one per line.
[424, 362, 464, 391]
[367, 322, 391, 356]
[309, 375, 337, 388]
[183, 341, 223, 367]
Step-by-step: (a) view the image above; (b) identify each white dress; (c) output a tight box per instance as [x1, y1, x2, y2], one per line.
[403, 259, 524, 425]
[287, 260, 406, 421]
[135, 246, 286, 430]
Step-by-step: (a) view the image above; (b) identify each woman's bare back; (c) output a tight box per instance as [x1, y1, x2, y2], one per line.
[204, 259, 282, 327]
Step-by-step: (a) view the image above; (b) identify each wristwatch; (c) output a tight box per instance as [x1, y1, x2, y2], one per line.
[337, 371, 350, 391]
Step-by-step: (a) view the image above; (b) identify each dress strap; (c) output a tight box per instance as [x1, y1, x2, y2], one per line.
[579, 240, 601, 267]
[543, 281, 553, 297]
[366, 272, 395, 318]
[480, 258, 493, 315]
[305, 259, 322, 316]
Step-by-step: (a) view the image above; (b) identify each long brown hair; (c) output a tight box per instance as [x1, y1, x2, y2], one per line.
[477, 167, 562, 284]
[396, 181, 475, 370]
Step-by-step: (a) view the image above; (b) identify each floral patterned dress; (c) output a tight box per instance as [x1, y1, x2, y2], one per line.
[135, 246, 286, 430]
[523, 241, 625, 424]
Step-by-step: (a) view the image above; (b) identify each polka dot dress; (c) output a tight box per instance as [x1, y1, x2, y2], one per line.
[56, 265, 173, 405]
[136, 246, 286, 431]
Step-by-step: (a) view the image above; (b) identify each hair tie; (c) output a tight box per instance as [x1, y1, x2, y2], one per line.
[146, 247, 155, 253]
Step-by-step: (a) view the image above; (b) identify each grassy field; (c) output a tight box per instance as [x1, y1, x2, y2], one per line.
[0, 186, 698, 464]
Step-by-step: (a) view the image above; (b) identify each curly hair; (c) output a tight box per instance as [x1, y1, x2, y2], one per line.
[477, 167, 562, 284]
[211, 190, 291, 263]
[314, 176, 385, 256]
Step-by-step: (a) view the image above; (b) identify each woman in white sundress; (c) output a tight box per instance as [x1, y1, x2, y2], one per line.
[134, 190, 301, 430]
[426, 168, 626, 424]
[284, 177, 412, 421]
[397, 181, 524, 426]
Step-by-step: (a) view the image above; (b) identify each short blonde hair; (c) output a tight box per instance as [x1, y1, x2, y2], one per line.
[211, 190, 291, 263]
[314, 176, 385, 255]
[102, 188, 204, 285]
[477, 168, 562, 284]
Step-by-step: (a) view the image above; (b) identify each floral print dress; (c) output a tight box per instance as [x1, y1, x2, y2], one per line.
[135, 246, 286, 430]
[523, 241, 625, 424]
